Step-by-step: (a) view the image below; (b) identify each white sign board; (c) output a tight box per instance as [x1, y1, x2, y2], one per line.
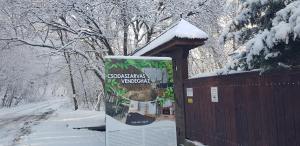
[211, 87, 218, 102]
[186, 88, 193, 97]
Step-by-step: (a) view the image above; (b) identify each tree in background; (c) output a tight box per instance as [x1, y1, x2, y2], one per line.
[150, 0, 240, 76]
[221, 0, 300, 72]
[0, 0, 238, 109]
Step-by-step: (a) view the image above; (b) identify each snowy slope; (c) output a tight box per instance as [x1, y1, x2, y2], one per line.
[0, 97, 105, 146]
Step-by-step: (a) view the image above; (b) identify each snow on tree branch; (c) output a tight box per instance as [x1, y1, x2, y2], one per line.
[221, 0, 300, 72]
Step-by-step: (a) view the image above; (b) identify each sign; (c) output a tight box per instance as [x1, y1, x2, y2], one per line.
[211, 87, 218, 102]
[186, 88, 193, 97]
[187, 98, 193, 104]
[105, 56, 177, 146]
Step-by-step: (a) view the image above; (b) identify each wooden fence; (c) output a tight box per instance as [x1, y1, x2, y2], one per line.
[183, 69, 300, 146]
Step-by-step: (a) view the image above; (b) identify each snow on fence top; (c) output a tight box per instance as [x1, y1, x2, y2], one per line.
[132, 19, 208, 56]
[190, 69, 261, 79]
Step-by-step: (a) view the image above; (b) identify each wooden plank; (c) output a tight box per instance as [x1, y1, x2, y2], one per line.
[259, 75, 277, 146]
[214, 85, 226, 146]
[292, 75, 300, 146]
[235, 78, 250, 146]
[224, 84, 238, 146]
[183, 70, 300, 146]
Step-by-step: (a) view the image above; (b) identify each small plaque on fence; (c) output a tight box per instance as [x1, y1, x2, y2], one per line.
[187, 98, 193, 104]
[211, 87, 218, 102]
[186, 88, 193, 97]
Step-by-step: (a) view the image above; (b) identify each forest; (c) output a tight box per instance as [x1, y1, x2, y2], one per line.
[0, 0, 239, 109]
[1, 0, 299, 110]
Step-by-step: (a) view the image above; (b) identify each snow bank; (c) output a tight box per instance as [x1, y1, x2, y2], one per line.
[17, 109, 105, 146]
[133, 19, 208, 56]
[0, 97, 72, 146]
[182, 139, 207, 146]
[0, 96, 105, 146]
[188, 141, 206, 146]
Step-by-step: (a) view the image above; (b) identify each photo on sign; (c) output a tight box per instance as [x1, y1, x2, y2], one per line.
[105, 58, 175, 126]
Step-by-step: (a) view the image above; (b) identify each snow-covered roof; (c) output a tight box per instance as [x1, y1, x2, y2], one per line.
[132, 19, 208, 56]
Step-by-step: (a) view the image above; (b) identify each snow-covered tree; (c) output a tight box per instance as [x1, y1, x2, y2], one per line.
[0, 0, 239, 108]
[221, 0, 300, 72]
[176, 0, 240, 75]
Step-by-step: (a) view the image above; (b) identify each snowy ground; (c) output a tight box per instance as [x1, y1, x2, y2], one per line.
[0, 97, 105, 146]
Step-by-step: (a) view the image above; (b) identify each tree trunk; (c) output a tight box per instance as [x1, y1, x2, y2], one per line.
[146, 27, 154, 43]
[78, 63, 89, 108]
[8, 87, 17, 107]
[121, 2, 128, 56]
[2, 86, 9, 107]
[123, 25, 128, 56]
[41, 81, 48, 97]
[64, 52, 78, 110]
[94, 92, 102, 111]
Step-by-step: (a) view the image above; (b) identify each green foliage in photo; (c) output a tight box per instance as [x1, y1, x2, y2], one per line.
[164, 87, 174, 100]
[156, 87, 174, 106]
[105, 58, 173, 84]
[105, 58, 175, 107]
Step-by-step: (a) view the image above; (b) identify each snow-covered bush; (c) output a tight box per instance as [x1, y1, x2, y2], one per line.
[221, 0, 300, 72]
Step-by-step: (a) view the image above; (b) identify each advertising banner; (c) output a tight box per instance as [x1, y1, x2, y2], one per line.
[105, 56, 177, 146]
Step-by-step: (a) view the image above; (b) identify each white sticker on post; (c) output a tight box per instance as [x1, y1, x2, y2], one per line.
[186, 88, 193, 97]
[211, 87, 218, 102]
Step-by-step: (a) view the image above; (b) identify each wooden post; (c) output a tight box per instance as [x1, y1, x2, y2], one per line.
[169, 48, 189, 145]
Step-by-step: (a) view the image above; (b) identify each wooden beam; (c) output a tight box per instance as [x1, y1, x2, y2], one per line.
[141, 37, 207, 56]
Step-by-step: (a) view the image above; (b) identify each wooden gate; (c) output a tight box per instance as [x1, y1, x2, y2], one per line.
[184, 70, 300, 146]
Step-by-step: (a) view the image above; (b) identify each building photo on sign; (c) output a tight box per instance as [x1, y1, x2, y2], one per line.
[104, 56, 177, 146]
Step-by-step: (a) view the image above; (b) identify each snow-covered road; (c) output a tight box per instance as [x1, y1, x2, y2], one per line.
[0, 97, 105, 146]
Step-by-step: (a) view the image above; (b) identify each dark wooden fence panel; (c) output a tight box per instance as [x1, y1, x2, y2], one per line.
[184, 70, 300, 146]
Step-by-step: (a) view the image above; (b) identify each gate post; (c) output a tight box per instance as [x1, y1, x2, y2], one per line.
[131, 19, 208, 145]
[169, 48, 189, 144]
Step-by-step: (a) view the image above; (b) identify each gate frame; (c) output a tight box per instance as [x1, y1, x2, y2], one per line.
[131, 37, 207, 144]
